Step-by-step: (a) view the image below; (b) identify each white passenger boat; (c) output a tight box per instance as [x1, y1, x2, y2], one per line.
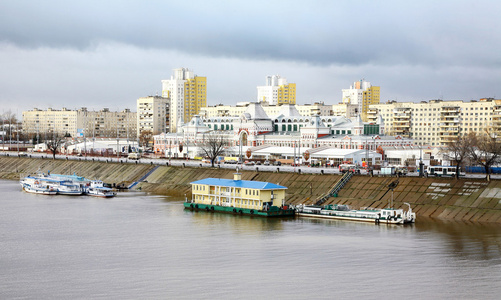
[21, 175, 84, 195]
[21, 182, 58, 195]
[296, 203, 416, 224]
[87, 186, 116, 198]
[52, 181, 84, 195]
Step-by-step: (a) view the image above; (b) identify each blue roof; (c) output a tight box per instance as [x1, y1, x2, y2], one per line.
[190, 178, 287, 190]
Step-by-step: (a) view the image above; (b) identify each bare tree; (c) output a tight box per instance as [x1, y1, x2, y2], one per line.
[45, 132, 66, 159]
[139, 130, 153, 148]
[1, 111, 18, 141]
[440, 135, 471, 179]
[467, 131, 501, 181]
[198, 131, 228, 167]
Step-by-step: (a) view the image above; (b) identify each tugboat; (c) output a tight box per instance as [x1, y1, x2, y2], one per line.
[85, 180, 116, 198]
[184, 171, 295, 217]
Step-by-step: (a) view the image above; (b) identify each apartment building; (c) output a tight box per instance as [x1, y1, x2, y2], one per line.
[199, 102, 332, 119]
[22, 107, 137, 139]
[342, 79, 380, 122]
[257, 75, 296, 105]
[161, 68, 206, 132]
[369, 98, 500, 146]
[136, 96, 170, 137]
[332, 103, 359, 118]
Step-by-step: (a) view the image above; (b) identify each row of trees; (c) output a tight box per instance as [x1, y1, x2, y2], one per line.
[1, 111, 22, 141]
[443, 131, 501, 180]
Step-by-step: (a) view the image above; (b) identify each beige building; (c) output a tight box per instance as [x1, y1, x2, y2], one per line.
[369, 98, 500, 147]
[137, 96, 170, 136]
[199, 102, 333, 119]
[22, 107, 137, 139]
[332, 103, 359, 118]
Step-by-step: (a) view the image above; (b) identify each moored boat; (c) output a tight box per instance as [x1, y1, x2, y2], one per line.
[184, 172, 295, 217]
[53, 181, 84, 195]
[21, 183, 58, 195]
[19, 172, 114, 197]
[296, 203, 416, 224]
[86, 186, 116, 198]
[20, 175, 84, 195]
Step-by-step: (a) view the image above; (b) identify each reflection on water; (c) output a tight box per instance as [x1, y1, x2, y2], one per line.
[416, 218, 501, 261]
[186, 208, 287, 234]
[1, 180, 501, 299]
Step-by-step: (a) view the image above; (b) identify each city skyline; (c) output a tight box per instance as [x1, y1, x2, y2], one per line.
[1, 0, 500, 117]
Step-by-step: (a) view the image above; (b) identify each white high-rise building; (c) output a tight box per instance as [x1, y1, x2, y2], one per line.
[342, 79, 380, 122]
[161, 68, 206, 133]
[257, 75, 296, 105]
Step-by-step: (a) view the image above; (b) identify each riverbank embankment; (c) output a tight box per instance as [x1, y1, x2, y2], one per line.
[1, 156, 500, 222]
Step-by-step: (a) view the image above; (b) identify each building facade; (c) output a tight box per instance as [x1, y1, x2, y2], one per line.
[342, 79, 380, 122]
[332, 103, 359, 118]
[368, 98, 501, 147]
[257, 75, 296, 105]
[22, 107, 137, 139]
[161, 68, 207, 132]
[137, 96, 170, 137]
[199, 102, 333, 119]
[154, 102, 411, 166]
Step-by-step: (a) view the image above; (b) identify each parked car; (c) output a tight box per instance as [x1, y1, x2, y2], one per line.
[244, 161, 255, 166]
[128, 153, 141, 160]
[263, 161, 270, 166]
[273, 161, 282, 166]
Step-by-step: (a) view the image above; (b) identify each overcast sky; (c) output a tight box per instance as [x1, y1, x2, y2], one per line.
[1, 0, 500, 116]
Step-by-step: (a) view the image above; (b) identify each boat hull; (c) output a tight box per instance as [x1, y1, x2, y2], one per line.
[88, 193, 116, 198]
[184, 202, 295, 218]
[22, 185, 58, 195]
[296, 212, 408, 224]
[57, 191, 84, 196]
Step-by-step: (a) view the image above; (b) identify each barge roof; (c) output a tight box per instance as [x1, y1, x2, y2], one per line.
[190, 178, 287, 190]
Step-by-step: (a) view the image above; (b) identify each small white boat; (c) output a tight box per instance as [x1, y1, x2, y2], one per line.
[296, 203, 416, 224]
[21, 183, 58, 195]
[54, 181, 84, 195]
[87, 187, 116, 198]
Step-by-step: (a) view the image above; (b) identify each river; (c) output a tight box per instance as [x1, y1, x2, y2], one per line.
[1, 179, 500, 299]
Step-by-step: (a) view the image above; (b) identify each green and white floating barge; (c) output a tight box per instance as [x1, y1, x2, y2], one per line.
[295, 203, 416, 224]
[184, 172, 295, 218]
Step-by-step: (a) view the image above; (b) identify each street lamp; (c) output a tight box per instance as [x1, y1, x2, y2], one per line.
[419, 146, 424, 177]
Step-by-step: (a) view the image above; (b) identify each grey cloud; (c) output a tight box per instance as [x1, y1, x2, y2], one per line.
[1, 1, 500, 68]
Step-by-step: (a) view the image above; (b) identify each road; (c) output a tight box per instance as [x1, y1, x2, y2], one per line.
[1, 151, 498, 179]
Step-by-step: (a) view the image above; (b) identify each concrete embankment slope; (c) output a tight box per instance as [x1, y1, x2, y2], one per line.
[0, 156, 155, 186]
[1, 156, 501, 222]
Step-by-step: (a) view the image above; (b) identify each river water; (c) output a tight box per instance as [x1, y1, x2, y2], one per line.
[1, 179, 500, 299]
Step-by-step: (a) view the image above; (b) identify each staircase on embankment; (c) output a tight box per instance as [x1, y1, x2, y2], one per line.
[315, 170, 354, 205]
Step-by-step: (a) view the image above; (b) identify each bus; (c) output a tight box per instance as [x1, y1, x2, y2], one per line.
[427, 166, 464, 177]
